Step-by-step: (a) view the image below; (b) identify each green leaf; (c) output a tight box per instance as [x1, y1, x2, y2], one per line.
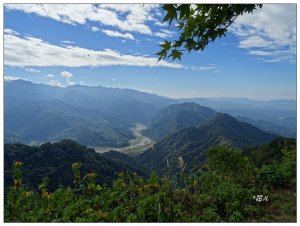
[177, 4, 190, 20]
[162, 4, 178, 26]
[171, 49, 182, 61]
[159, 41, 172, 51]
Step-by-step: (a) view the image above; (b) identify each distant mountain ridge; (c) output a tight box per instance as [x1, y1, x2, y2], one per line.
[5, 98, 134, 146]
[5, 79, 174, 118]
[143, 102, 216, 141]
[5, 80, 295, 146]
[138, 113, 277, 177]
[4, 80, 175, 145]
[180, 97, 296, 137]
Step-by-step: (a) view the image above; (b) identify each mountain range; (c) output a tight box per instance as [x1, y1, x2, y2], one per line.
[4, 81, 286, 190]
[137, 112, 277, 177]
[143, 102, 216, 141]
[180, 97, 296, 137]
[5, 80, 295, 148]
[4, 80, 174, 146]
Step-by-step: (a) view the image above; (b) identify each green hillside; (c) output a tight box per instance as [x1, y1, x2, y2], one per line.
[4, 140, 144, 191]
[138, 113, 276, 177]
[144, 102, 216, 141]
[4, 137, 296, 222]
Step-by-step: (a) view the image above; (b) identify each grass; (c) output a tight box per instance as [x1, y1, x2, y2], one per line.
[255, 188, 296, 222]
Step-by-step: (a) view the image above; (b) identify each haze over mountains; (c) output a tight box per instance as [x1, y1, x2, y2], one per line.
[143, 102, 217, 141]
[5, 80, 295, 147]
[4, 79, 295, 190]
[180, 97, 296, 137]
[4, 80, 174, 145]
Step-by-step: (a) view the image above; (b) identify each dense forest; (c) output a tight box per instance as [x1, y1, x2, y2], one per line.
[4, 140, 146, 191]
[4, 137, 296, 222]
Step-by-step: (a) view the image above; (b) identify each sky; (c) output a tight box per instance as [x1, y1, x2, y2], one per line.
[3, 3, 296, 100]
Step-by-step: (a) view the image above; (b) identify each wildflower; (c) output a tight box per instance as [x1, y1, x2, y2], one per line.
[14, 161, 23, 167]
[42, 191, 50, 199]
[87, 171, 96, 177]
[72, 162, 81, 169]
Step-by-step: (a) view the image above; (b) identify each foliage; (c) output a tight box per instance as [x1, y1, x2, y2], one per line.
[157, 4, 262, 61]
[4, 140, 146, 191]
[243, 137, 296, 167]
[138, 113, 275, 179]
[5, 142, 296, 222]
[259, 140, 296, 188]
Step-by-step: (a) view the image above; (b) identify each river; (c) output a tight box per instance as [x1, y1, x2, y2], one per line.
[91, 123, 155, 155]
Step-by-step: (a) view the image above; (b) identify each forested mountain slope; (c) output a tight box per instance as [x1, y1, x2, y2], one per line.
[138, 113, 277, 177]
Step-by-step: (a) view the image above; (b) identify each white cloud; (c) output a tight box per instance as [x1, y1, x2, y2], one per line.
[61, 71, 73, 78]
[239, 36, 273, 49]
[154, 8, 163, 17]
[4, 28, 19, 35]
[102, 29, 134, 40]
[184, 65, 217, 71]
[25, 67, 41, 73]
[4, 33, 183, 69]
[197, 66, 217, 71]
[110, 78, 117, 81]
[49, 79, 62, 87]
[4, 75, 21, 81]
[91, 26, 100, 32]
[5, 4, 159, 36]
[66, 78, 76, 86]
[248, 50, 274, 56]
[230, 4, 296, 63]
[46, 74, 55, 77]
[61, 40, 75, 44]
[154, 29, 175, 39]
[154, 20, 168, 27]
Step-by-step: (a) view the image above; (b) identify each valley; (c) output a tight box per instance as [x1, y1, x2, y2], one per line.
[4, 81, 296, 223]
[91, 123, 155, 155]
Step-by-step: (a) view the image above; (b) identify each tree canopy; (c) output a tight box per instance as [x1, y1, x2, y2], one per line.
[156, 4, 263, 61]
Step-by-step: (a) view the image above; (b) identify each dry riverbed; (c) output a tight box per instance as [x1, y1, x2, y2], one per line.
[91, 123, 155, 155]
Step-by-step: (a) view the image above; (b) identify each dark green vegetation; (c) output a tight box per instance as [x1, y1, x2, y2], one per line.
[102, 150, 148, 174]
[144, 102, 216, 141]
[4, 140, 145, 191]
[139, 113, 276, 178]
[5, 137, 296, 222]
[157, 4, 262, 61]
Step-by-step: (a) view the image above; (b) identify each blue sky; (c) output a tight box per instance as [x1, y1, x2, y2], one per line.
[3, 4, 296, 100]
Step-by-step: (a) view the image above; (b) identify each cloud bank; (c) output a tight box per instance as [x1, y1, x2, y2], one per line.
[230, 4, 296, 63]
[4, 32, 182, 69]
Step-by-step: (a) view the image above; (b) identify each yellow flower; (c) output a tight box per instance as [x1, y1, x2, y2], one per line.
[15, 161, 23, 166]
[88, 172, 96, 177]
[72, 162, 81, 169]
[42, 191, 50, 198]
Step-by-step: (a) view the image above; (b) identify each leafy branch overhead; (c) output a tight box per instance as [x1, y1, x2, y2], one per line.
[156, 4, 263, 61]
